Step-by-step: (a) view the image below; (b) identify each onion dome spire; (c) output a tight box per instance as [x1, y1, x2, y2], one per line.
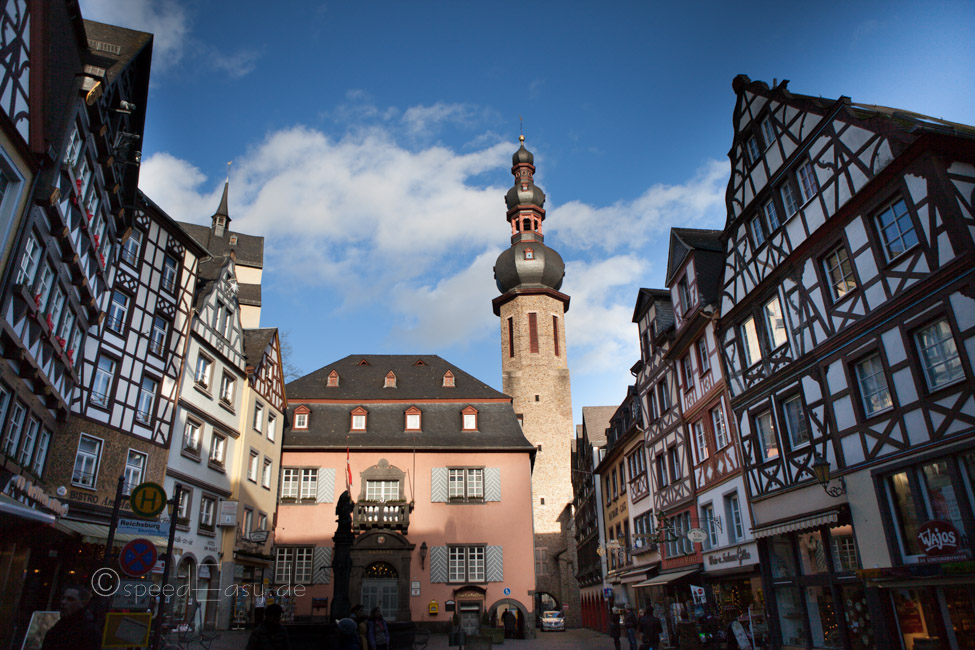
[493, 137, 565, 300]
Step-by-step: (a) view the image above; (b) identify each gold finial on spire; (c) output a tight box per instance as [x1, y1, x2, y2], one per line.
[519, 134, 525, 144]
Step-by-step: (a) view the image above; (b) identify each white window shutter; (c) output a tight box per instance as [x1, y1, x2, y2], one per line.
[431, 467, 448, 502]
[314, 546, 332, 584]
[430, 546, 448, 583]
[317, 468, 335, 503]
[486, 546, 503, 582]
[484, 468, 501, 501]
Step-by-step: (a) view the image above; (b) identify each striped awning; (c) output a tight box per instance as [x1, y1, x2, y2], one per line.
[751, 511, 839, 539]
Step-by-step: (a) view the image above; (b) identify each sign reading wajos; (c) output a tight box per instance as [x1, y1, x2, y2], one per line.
[916, 520, 961, 556]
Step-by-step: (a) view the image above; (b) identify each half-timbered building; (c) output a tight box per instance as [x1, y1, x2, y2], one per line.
[573, 406, 614, 632]
[274, 354, 537, 637]
[633, 287, 701, 600]
[216, 327, 287, 629]
[48, 190, 206, 564]
[664, 228, 758, 618]
[165, 249, 249, 627]
[717, 75, 975, 650]
[0, 9, 152, 648]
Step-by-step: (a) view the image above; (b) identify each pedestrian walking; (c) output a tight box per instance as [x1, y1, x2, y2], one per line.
[638, 606, 662, 650]
[366, 606, 389, 650]
[246, 603, 290, 650]
[624, 605, 639, 650]
[501, 609, 516, 639]
[352, 604, 369, 650]
[40, 587, 100, 650]
[336, 617, 360, 650]
[610, 607, 622, 650]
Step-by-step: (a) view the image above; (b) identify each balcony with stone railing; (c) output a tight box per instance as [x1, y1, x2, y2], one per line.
[353, 501, 411, 533]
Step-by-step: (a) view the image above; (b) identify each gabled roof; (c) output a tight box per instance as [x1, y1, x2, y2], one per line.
[732, 75, 975, 140]
[192, 254, 234, 311]
[665, 228, 724, 286]
[632, 288, 670, 323]
[581, 406, 615, 447]
[286, 354, 507, 401]
[179, 222, 264, 268]
[243, 328, 276, 369]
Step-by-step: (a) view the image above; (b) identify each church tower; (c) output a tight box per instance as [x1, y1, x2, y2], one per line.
[493, 137, 578, 620]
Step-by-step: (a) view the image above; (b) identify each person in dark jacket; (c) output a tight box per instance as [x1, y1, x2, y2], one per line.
[41, 587, 100, 650]
[609, 608, 622, 650]
[246, 603, 290, 650]
[624, 605, 639, 650]
[638, 608, 663, 650]
[336, 617, 360, 650]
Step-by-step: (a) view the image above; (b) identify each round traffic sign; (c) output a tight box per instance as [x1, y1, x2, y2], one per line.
[129, 482, 167, 518]
[120, 538, 158, 577]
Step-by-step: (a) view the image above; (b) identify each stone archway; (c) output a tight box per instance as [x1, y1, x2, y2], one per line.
[350, 531, 414, 622]
[488, 598, 530, 639]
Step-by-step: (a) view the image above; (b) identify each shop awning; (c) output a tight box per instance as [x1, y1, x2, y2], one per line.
[618, 565, 658, 584]
[0, 494, 57, 525]
[750, 510, 839, 539]
[57, 519, 169, 547]
[633, 568, 700, 588]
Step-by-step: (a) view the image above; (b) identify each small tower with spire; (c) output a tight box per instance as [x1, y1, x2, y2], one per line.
[212, 180, 230, 238]
[493, 137, 579, 623]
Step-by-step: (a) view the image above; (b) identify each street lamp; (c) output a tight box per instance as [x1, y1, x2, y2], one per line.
[812, 453, 847, 497]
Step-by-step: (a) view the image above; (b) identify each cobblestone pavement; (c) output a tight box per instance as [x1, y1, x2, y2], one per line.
[209, 627, 619, 650]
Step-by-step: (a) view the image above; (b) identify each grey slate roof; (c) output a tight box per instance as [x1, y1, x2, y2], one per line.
[83, 20, 152, 86]
[581, 406, 616, 447]
[284, 355, 533, 453]
[632, 288, 670, 323]
[665, 228, 724, 286]
[243, 328, 276, 369]
[286, 355, 506, 401]
[192, 255, 231, 311]
[284, 401, 534, 452]
[179, 222, 264, 269]
[238, 283, 262, 307]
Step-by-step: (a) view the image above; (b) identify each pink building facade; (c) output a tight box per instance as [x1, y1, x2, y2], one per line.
[272, 355, 537, 636]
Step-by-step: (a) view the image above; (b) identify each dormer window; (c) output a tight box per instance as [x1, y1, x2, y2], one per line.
[443, 371, 455, 388]
[678, 277, 691, 314]
[384, 371, 396, 388]
[294, 406, 310, 430]
[405, 407, 422, 431]
[462, 406, 478, 431]
[524, 248, 534, 260]
[229, 235, 238, 245]
[327, 370, 339, 387]
[215, 216, 226, 227]
[351, 407, 368, 431]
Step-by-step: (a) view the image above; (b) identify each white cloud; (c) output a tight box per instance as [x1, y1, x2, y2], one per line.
[138, 152, 222, 220]
[551, 158, 729, 252]
[563, 255, 647, 375]
[80, 0, 189, 70]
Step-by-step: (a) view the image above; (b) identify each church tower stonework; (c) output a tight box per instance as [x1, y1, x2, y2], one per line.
[493, 137, 579, 624]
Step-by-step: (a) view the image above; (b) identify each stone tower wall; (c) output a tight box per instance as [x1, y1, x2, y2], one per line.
[498, 294, 576, 610]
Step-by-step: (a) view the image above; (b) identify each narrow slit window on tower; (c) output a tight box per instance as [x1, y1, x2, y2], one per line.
[528, 313, 539, 353]
[553, 315, 560, 356]
[507, 317, 514, 358]
[523, 218, 531, 231]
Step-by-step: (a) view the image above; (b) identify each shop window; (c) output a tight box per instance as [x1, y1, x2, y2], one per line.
[769, 536, 797, 579]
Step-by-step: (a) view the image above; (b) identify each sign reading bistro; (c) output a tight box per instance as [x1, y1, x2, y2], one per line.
[916, 520, 967, 562]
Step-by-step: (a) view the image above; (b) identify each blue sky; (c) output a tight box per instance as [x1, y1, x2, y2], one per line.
[80, 0, 975, 424]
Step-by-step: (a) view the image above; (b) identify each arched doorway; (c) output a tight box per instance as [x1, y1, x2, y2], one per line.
[361, 561, 398, 621]
[488, 598, 530, 639]
[197, 557, 218, 630]
[174, 556, 196, 623]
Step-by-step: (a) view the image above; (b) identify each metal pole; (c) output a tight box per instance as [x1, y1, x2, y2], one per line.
[150, 484, 181, 650]
[104, 475, 126, 563]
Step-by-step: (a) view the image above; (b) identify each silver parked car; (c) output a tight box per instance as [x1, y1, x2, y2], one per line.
[539, 610, 565, 632]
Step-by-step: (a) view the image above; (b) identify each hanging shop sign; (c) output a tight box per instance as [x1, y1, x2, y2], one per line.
[916, 520, 967, 562]
[686, 528, 708, 544]
[2, 473, 69, 517]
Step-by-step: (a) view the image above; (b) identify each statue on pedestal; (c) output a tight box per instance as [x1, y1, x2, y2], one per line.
[330, 490, 355, 622]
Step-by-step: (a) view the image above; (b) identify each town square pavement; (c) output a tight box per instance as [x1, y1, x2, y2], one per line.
[210, 626, 619, 650]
